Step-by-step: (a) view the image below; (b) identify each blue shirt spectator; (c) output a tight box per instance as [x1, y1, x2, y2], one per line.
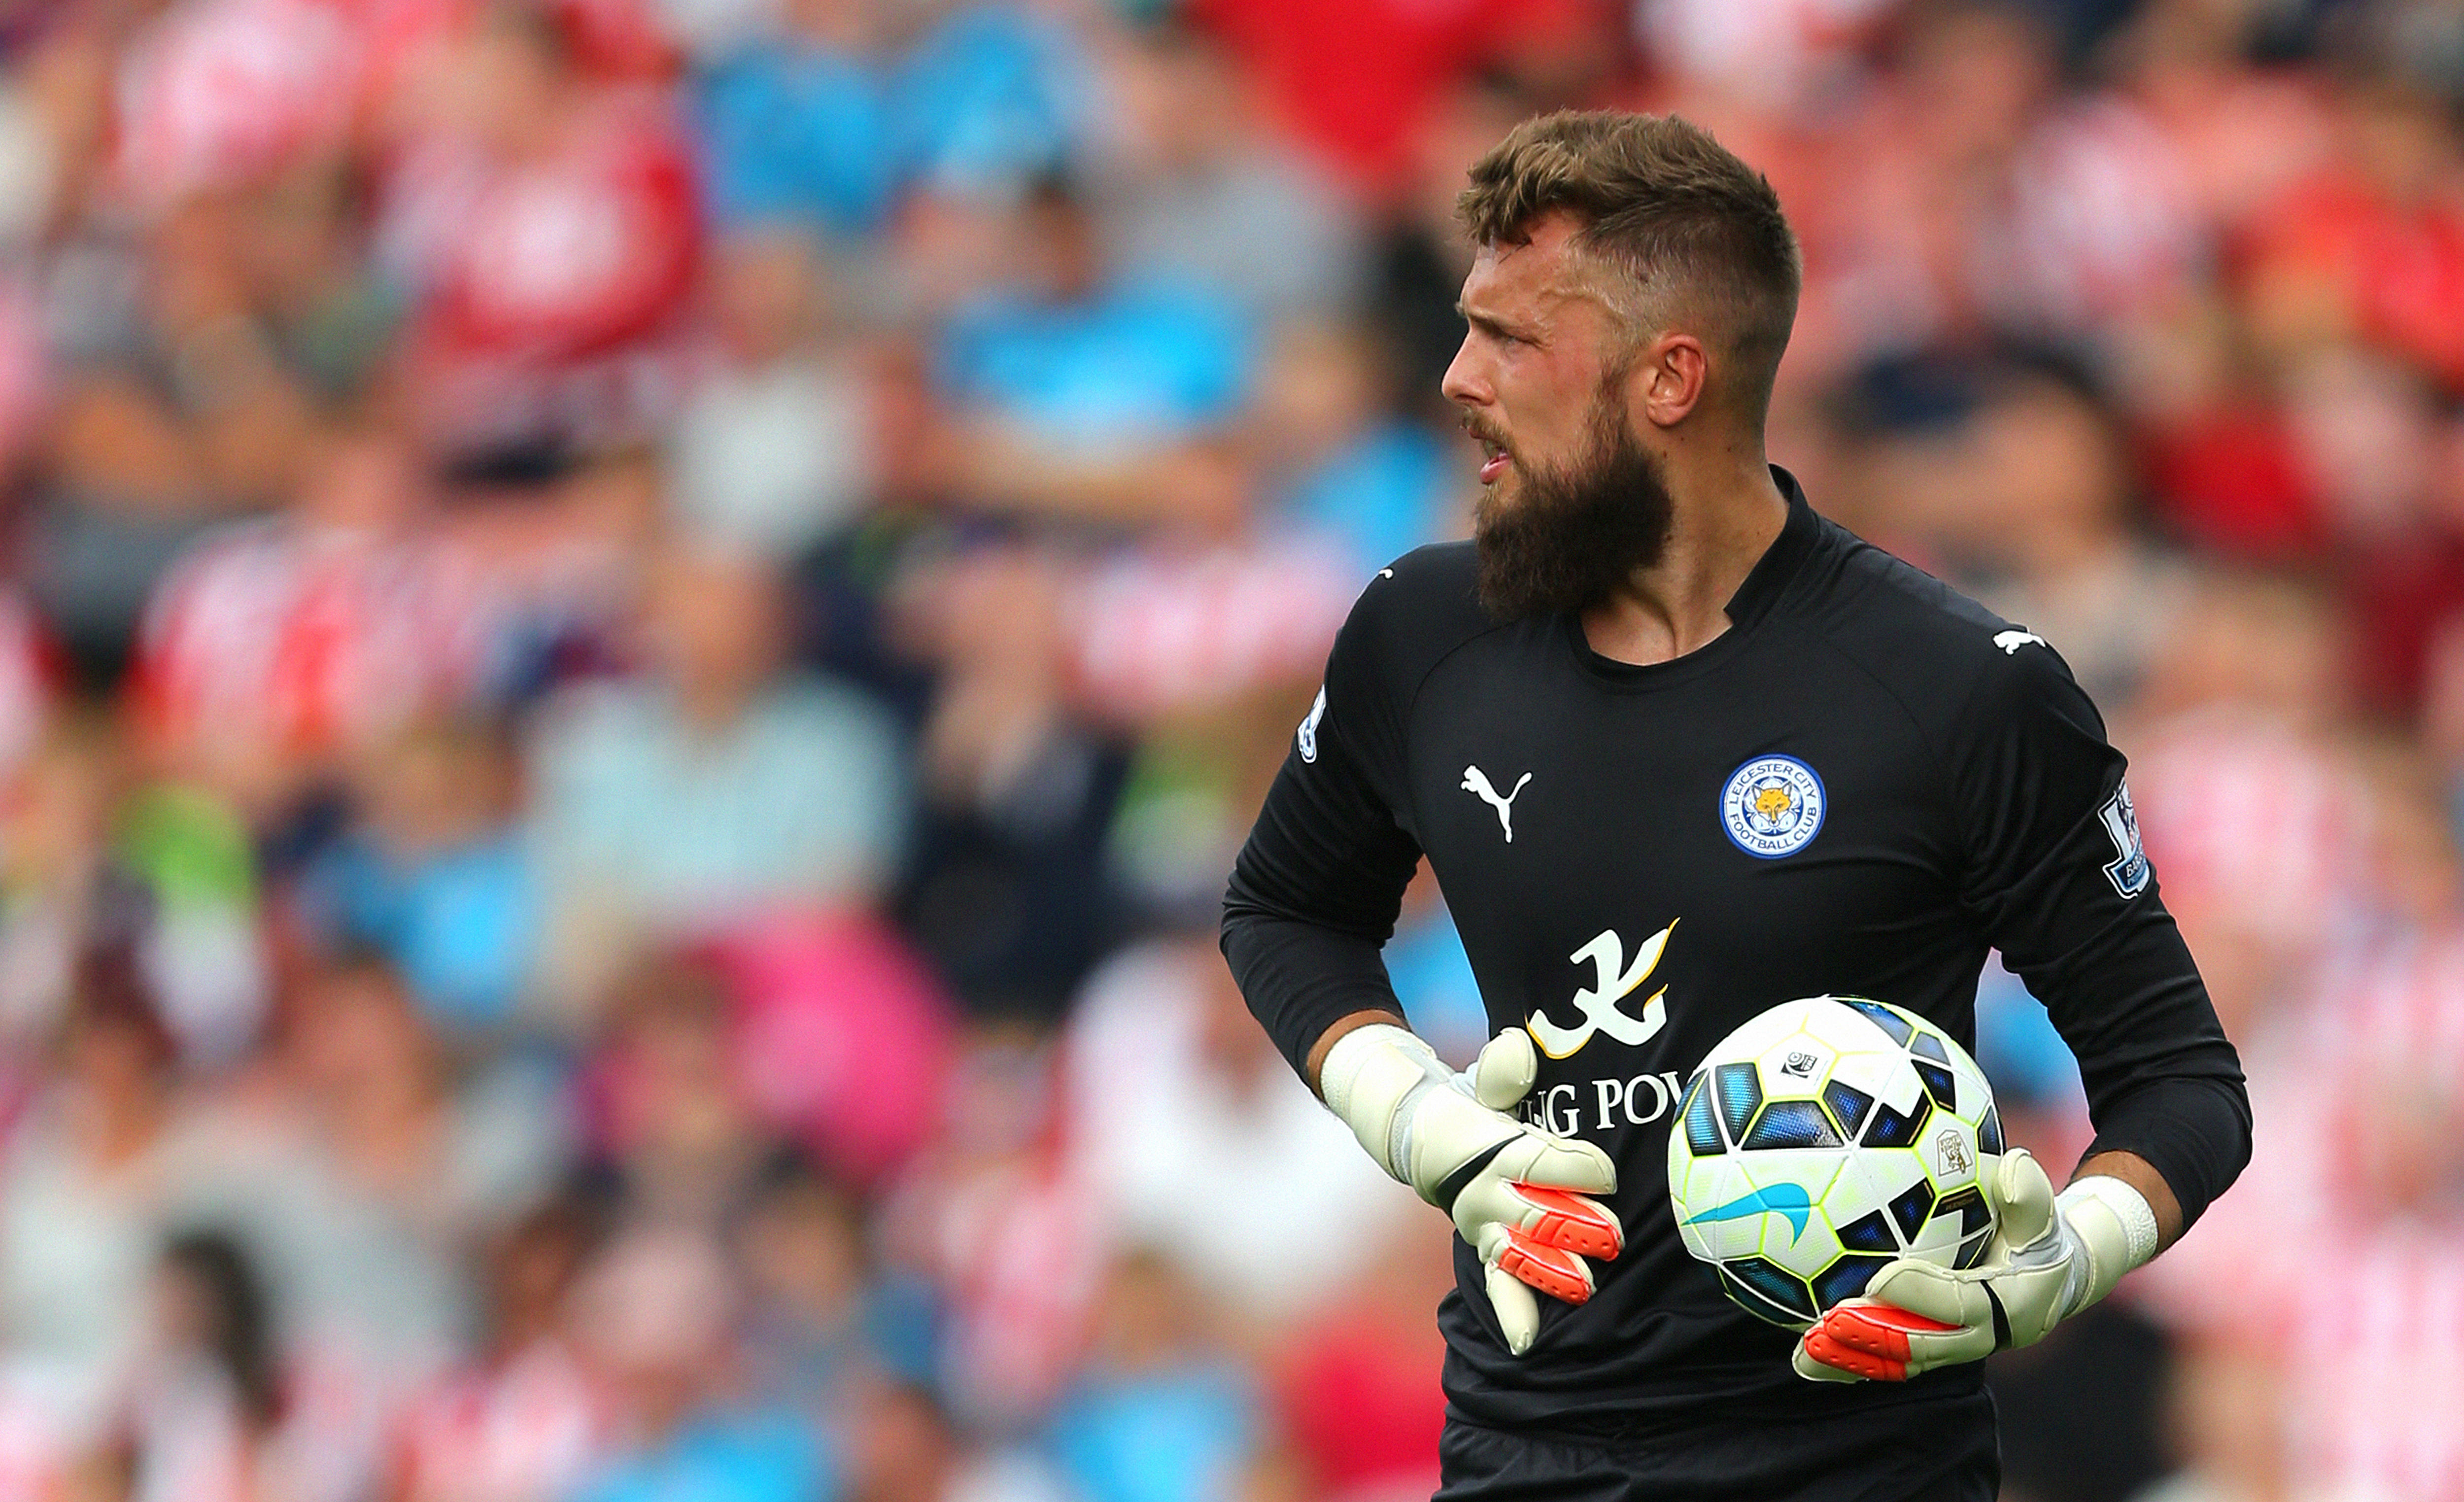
[309, 832, 540, 1034]
[1276, 423, 1457, 583]
[938, 281, 1252, 454]
[578, 1407, 833, 1502]
[1972, 953, 2087, 1111]
[897, 6, 1089, 198]
[1386, 899, 1488, 1068]
[526, 544, 910, 971]
[698, 46, 900, 237]
[1048, 1362, 1257, 1502]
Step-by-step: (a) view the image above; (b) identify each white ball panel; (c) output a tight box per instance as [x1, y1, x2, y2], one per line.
[1715, 999, 1824, 1061]
[1797, 997, 1903, 1054]
[1676, 1157, 1768, 1262]
[1770, 1204, 1844, 1281]
[1823, 1047, 1905, 1105]
[1752, 1030, 1837, 1100]
[1944, 1049, 1995, 1129]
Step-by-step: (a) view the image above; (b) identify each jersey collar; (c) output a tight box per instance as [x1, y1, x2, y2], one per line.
[1560, 464, 1819, 690]
[1722, 464, 1819, 633]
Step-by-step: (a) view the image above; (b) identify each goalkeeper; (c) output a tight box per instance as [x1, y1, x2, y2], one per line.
[1222, 109, 2250, 1502]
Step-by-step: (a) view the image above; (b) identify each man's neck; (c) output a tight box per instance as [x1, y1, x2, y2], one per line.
[1578, 452, 1789, 667]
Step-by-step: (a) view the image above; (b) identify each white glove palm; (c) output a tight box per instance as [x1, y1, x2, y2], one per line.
[1320, 1024, 1621, 1354]
[1793, 1149, 2158, 1382]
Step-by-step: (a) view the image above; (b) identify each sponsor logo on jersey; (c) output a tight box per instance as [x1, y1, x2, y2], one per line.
[2098, 781, 2150, 898]
[1461, 763, 1533, 842]
[1684, 1183, 1814, 1241]
[1297, 685, 1326, 763]
[1994, 628, 2050, 655]
[1526, 921, 1674, 1058]
[1520, 1069, 1689, 1136]
[1721, 755, 1826, 859]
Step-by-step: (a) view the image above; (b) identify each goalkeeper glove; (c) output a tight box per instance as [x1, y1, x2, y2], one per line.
[1319, 1024, 1621, 1355]
[1792, 1149, 2160, 1382]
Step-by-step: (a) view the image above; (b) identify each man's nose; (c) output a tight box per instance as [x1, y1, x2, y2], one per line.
[1441, 336, 1488, 408]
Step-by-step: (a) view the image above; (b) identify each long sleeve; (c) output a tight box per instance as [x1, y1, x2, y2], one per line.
[1223, 585, 1427, 1079]
[1951, 643, 2252, 1227]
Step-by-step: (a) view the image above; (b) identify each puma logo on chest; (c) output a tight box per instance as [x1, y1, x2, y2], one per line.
[1461, 764, 1533, 842]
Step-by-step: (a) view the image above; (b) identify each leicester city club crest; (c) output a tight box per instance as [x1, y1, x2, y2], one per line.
[1722, 755, 1826, 859]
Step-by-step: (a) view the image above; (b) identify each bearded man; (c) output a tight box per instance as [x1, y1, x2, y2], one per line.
[1221, 110, 2250, 1501]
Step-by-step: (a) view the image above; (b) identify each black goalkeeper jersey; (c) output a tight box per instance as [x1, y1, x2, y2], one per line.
[1222, 470, 2249, 1439]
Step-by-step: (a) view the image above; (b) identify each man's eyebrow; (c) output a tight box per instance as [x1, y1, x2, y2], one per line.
[1456, 301, 1526, 339]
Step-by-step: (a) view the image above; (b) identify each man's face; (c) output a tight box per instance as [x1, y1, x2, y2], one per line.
[1442, 214, 1674, 618]
[1442, 214, 1627, 500]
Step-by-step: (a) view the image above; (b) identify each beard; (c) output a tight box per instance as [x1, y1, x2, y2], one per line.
[1469, 383, 1674, 622]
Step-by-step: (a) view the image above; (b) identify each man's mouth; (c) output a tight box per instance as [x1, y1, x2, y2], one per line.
[1476, 437, 1510, 485]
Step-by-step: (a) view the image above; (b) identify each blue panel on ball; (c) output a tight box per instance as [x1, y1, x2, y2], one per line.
[1681, 1075, 1724, 1157]
[1909, 1031, 1951, 1065]
[1715, 1266, 1807, 1328]
[1741, 1098, 1842, 1149]
[1837, 1210, 1896, 1253]
[1934, 1185, 1991, 1236]
[1822, 1080, 1874, 1138]
[1887, 1178, 1935, 1243]
[1955, 1227, 1993, 1269]
[1811, 1253, 1895, 1312]
[1843, 998, 1914, 1047]
[1912, 1059, 1958, 1112]
[1862, 1094, 1931, 1149]
[1978, 1103, 2004, 1157]
[1715, 1062, 1762, 1145]
[1725, 1257, 1817, 1322]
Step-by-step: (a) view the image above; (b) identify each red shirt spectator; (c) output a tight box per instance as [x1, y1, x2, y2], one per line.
[135, 440, 478, 768]
[111, 0, 363, 210]
[2239, 121, 2464, 392]
[379, 16, 703, 454]
[1275, 1314, 1444, 1501]
[1191, 0, 1593, 193]
[392, 1340, 610, 1502]
[2140, 404, 2326, 562]
[1063, 541, 1354, 727]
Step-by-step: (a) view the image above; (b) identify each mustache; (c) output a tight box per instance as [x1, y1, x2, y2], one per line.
[1459, 414, 1510, 452]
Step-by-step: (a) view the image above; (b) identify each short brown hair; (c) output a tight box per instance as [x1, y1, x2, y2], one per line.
[1458, 110, 1801, 415]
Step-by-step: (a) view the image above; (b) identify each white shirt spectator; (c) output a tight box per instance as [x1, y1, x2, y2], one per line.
[1061, 939, 1414, 1327]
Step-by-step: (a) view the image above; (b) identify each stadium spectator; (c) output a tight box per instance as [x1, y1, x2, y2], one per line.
[568, 1224, 833, 1502]
[664, 231, 879, 560]
[526, 544, 906, 1003]
[389, 1195, 614, 1502]
[0, 947, 185, 1425]
[1060, 933, 1412, 1326]
[300, 719, 541, 1037]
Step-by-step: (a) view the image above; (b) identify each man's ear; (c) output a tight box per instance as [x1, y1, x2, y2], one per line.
[1634, 333, 1710, 429]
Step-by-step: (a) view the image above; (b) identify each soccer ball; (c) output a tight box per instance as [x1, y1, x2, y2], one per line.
[1665, 996, 2004, 1330]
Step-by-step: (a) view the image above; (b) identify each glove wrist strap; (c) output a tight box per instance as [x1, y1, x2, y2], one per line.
[2052, 1175, 2160, 1316]
[1318, 1024, 1448, 1189]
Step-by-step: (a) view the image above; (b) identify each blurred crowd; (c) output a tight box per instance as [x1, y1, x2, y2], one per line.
[0, 0, 2457, 1498]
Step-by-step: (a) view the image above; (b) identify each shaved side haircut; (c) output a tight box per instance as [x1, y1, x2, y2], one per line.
[1458, 110, 1802, 418]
